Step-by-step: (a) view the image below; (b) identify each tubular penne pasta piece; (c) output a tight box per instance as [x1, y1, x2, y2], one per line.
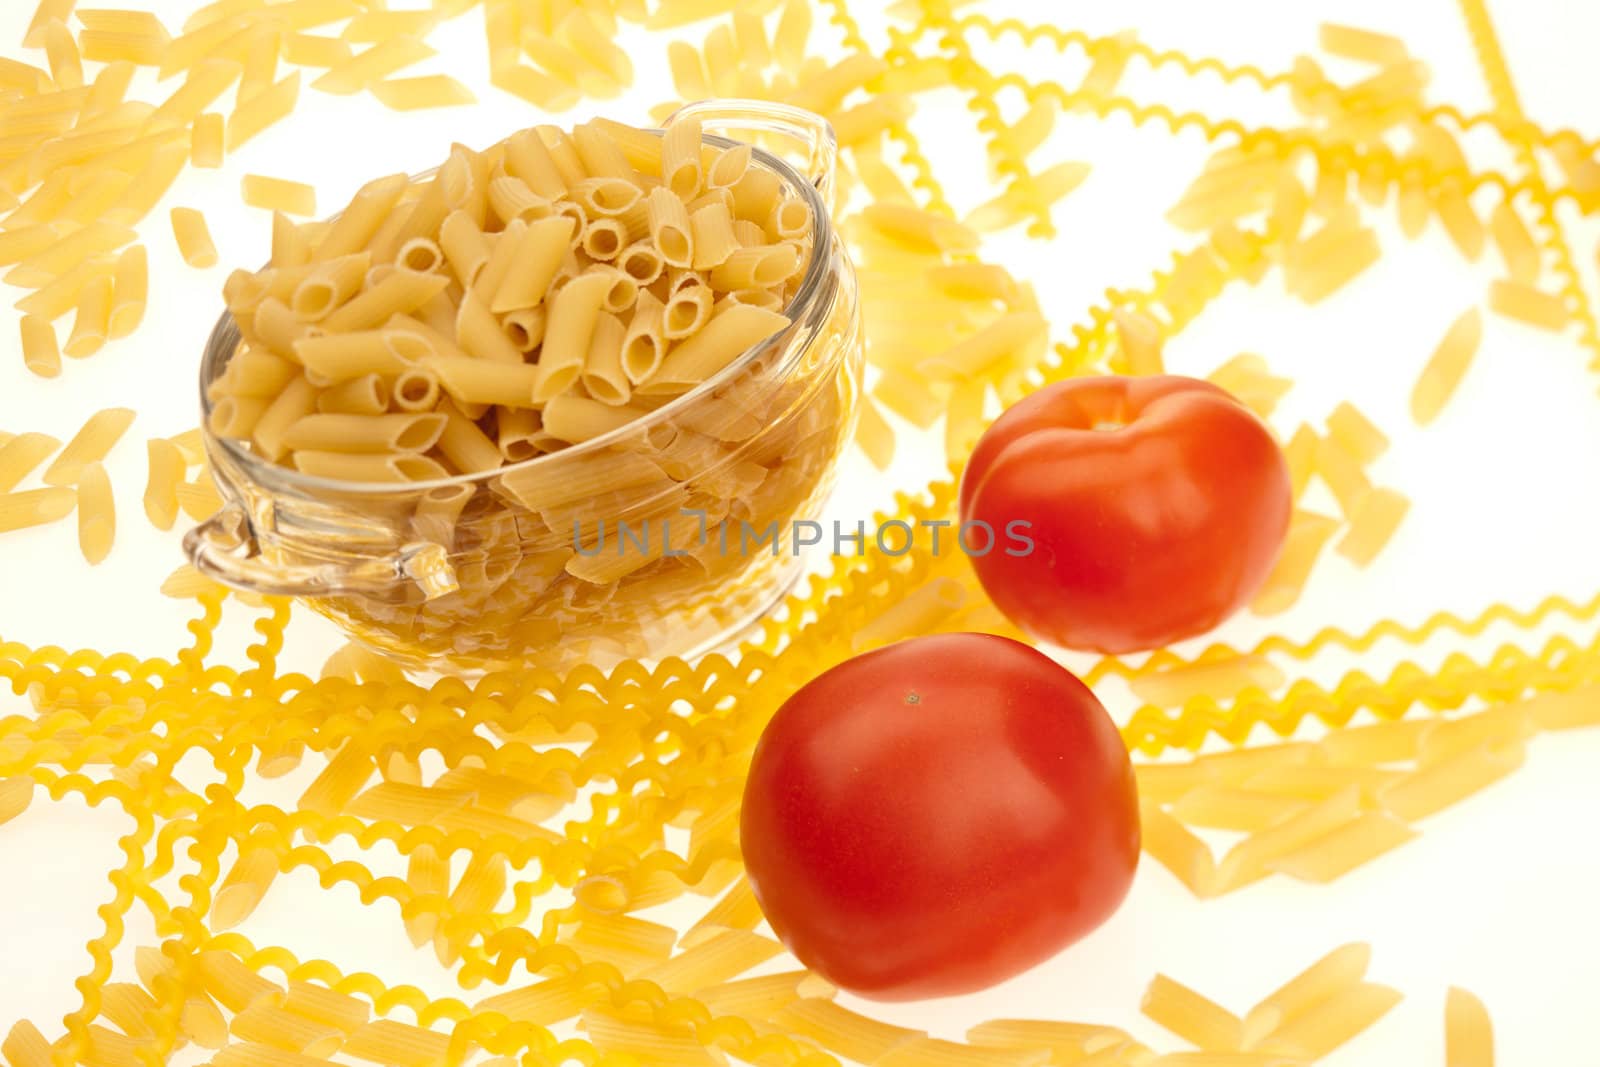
[198, 950, 281, 1013]
[621, 289, 667, 384]
[1419, 704, 1536, 765]
[439, 209, 492, 287]
[10, 222, 137, 288]
[317, 173, 410, 261]
[503, 307, 548, 353]
[1445, 987, 1493, 1067]
[143, 438, 185, 530]
[393, 368, 440, 412]
[582, 217, 628, 261]
[535, 271, 614, 402]
[190, 111, 225, 167]
[505, 127, 568, 199]
[396, 238, 444, 276]
[41, 18, 83, 88]
[284, 31, 352, 67]
[636, 929, 784, 994]
[851, 577, 965, 650]
[558, 10, 633, 87]
[1335, 486, 1409, 566]
[968, 1020, 1126, 1060]
[1519, 683, 1600, 731]
[1325, 401, 1388, 465]
[1250, 509, 1338, 616]
[228, 71, 301, 151]
[243, 174, 318, 217]
[708, 242, 799, 290]
[1488, 278, 1568, 331]
[473, 975, 597, 1026]
[291, 253, 371, 321]
[229, 1004, 342, 1057]
[921, 311, 1048, 380]
[44, 408, 136, 486]
[1243, 942, 1370, 1044]
[1129, 656, 1285, 707]
[271, 214, 313, 270]
[293, 450, 448, 482]
[1216, 786, 1362, 892]
[1265, 812, 1418, 883]
[402, 843, 447, 947]
[492, 216, 577, 313]
[1378, 742, 1525, 822]
[323, 271, 449, 333]
[281, 413, 447, 454]
[291, 333, 409, 384]
[1243, 763, 1400, 807]
[619, 240, 665, 286]
[662, 117, 704, 198]
[587, 265, 639, 313]
[425, 355, 542, 409]
[664, 286, 712, 343]
[1411, 308, 1481, 426]
[1256, 983, 1402, 1060]
[647, 186, 694, 267]
[579, 311, 631, 404]
[371, 75, 476, 110]
[347, 782, 473, 824]
[644, 303, 790, 395]
[581, 1008, 719, 1067]
[108, 243, 148, 339]
[707, 143, 753, 192]
[1488, 201, 1539, 284]
[697, 970, 831, 1019]
[543, 395, 648, 444]
[0, 488, 77, 534]
[19, 315, 61, 379]
[0, 434, 62, 494]
[854, 398, 895, 470]
[499, 448, 665, 510]
[862, 202, 980, 254]
[769, 195, 813, 242]
[342, 1020, 452, 1067]
[488, 176, 552, 226]
[1142, 973, 1247, 1051]
[569, 177, 643, 219]
[773, 999, 925, 1064]
[279, 980, 371, 1034]
[98, 983, 160, 1040]
[313, 36, 436, 94]
[175, 474, 223, 521]
[572, 120, 638, 182]
[210, 395, 269, 439]
[212, 845, 279, 930]
[251, 376, 319, 461]
[171, 207, 219, 268]
[1172, 785, 1308, 833]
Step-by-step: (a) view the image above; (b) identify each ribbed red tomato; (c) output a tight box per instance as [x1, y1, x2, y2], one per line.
[959, 375, 1292, 653]
[740, 633, 1140, 1000]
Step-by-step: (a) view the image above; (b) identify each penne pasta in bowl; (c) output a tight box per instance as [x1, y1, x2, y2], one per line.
[184, 101, 863, 673]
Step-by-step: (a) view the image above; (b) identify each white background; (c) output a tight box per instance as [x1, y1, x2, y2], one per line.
[3, 0, 1600, 1061]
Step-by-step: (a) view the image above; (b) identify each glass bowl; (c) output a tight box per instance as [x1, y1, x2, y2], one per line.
[184, 100, 864, 673]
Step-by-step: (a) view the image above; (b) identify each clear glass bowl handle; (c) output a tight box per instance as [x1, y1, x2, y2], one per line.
[668, 99, 839, 215]
[184, 503, 460, 600]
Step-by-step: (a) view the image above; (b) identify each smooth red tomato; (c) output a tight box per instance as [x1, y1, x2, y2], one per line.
[959, 375, 1291, 654]
[740, 633, 1140, 1000]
